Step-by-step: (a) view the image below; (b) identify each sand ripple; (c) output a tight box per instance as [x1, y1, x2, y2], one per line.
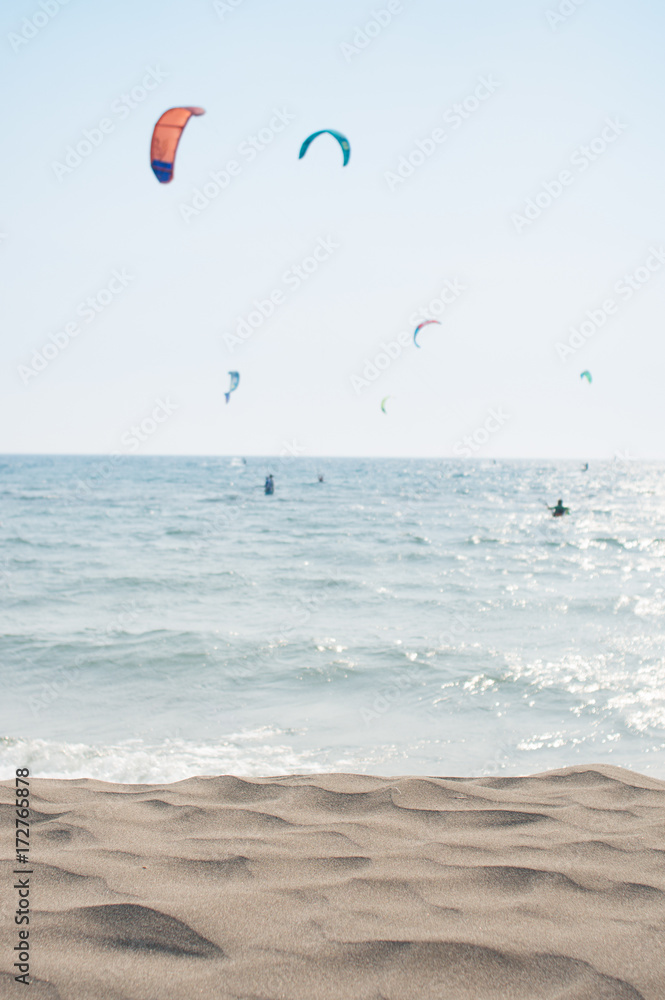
[1, 764, 663, 998]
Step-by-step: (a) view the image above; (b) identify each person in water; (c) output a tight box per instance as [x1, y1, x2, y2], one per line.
[549, 498, 570, 517]
[264, 474, 274, 493]
[318, 474, 324, 483]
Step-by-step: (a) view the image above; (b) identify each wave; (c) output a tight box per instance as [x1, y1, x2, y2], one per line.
[0, 735, 371, 783]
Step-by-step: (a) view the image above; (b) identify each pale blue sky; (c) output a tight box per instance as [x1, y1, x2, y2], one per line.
[2, 0, 665, 457]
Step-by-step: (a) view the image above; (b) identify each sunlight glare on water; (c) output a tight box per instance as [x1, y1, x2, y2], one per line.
[1, 456, 664, 781]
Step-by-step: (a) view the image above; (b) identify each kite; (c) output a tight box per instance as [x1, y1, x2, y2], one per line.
[225, 371, 240, 403]
[580, 370, 592, 383]
[299, 130, 351, 166]
[150, 107, 205, 183]
[380, 396, 391, 414]
[413, 319, 441, 348]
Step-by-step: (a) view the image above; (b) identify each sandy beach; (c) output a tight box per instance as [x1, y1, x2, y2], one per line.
[2, 763, 664, 998]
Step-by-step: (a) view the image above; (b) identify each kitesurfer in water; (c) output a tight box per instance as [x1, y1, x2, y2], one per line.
[264, 474, 274, 495]
[318, 474, 324, 483]
[549, 499, 570, 517]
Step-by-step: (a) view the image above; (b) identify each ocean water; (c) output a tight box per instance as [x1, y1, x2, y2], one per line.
[1, 455, 664, 783]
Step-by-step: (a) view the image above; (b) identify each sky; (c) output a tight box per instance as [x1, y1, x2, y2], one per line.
[2, 0, 665, 458]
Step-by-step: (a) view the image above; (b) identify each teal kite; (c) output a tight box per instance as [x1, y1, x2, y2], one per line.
[414, 319, 441, 348]
[580, 370, 592, 383]
[225, 371, 240, 403]
[381, 396, 391, 414]
[299, 130, 350, 166]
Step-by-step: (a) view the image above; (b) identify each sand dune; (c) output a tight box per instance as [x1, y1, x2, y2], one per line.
[1, 764, 664, 999]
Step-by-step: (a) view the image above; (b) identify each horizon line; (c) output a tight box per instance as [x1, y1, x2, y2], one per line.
[0, 453, 648, 462]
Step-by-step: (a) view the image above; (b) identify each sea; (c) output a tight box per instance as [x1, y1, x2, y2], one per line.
[1, 455, 664, 783]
